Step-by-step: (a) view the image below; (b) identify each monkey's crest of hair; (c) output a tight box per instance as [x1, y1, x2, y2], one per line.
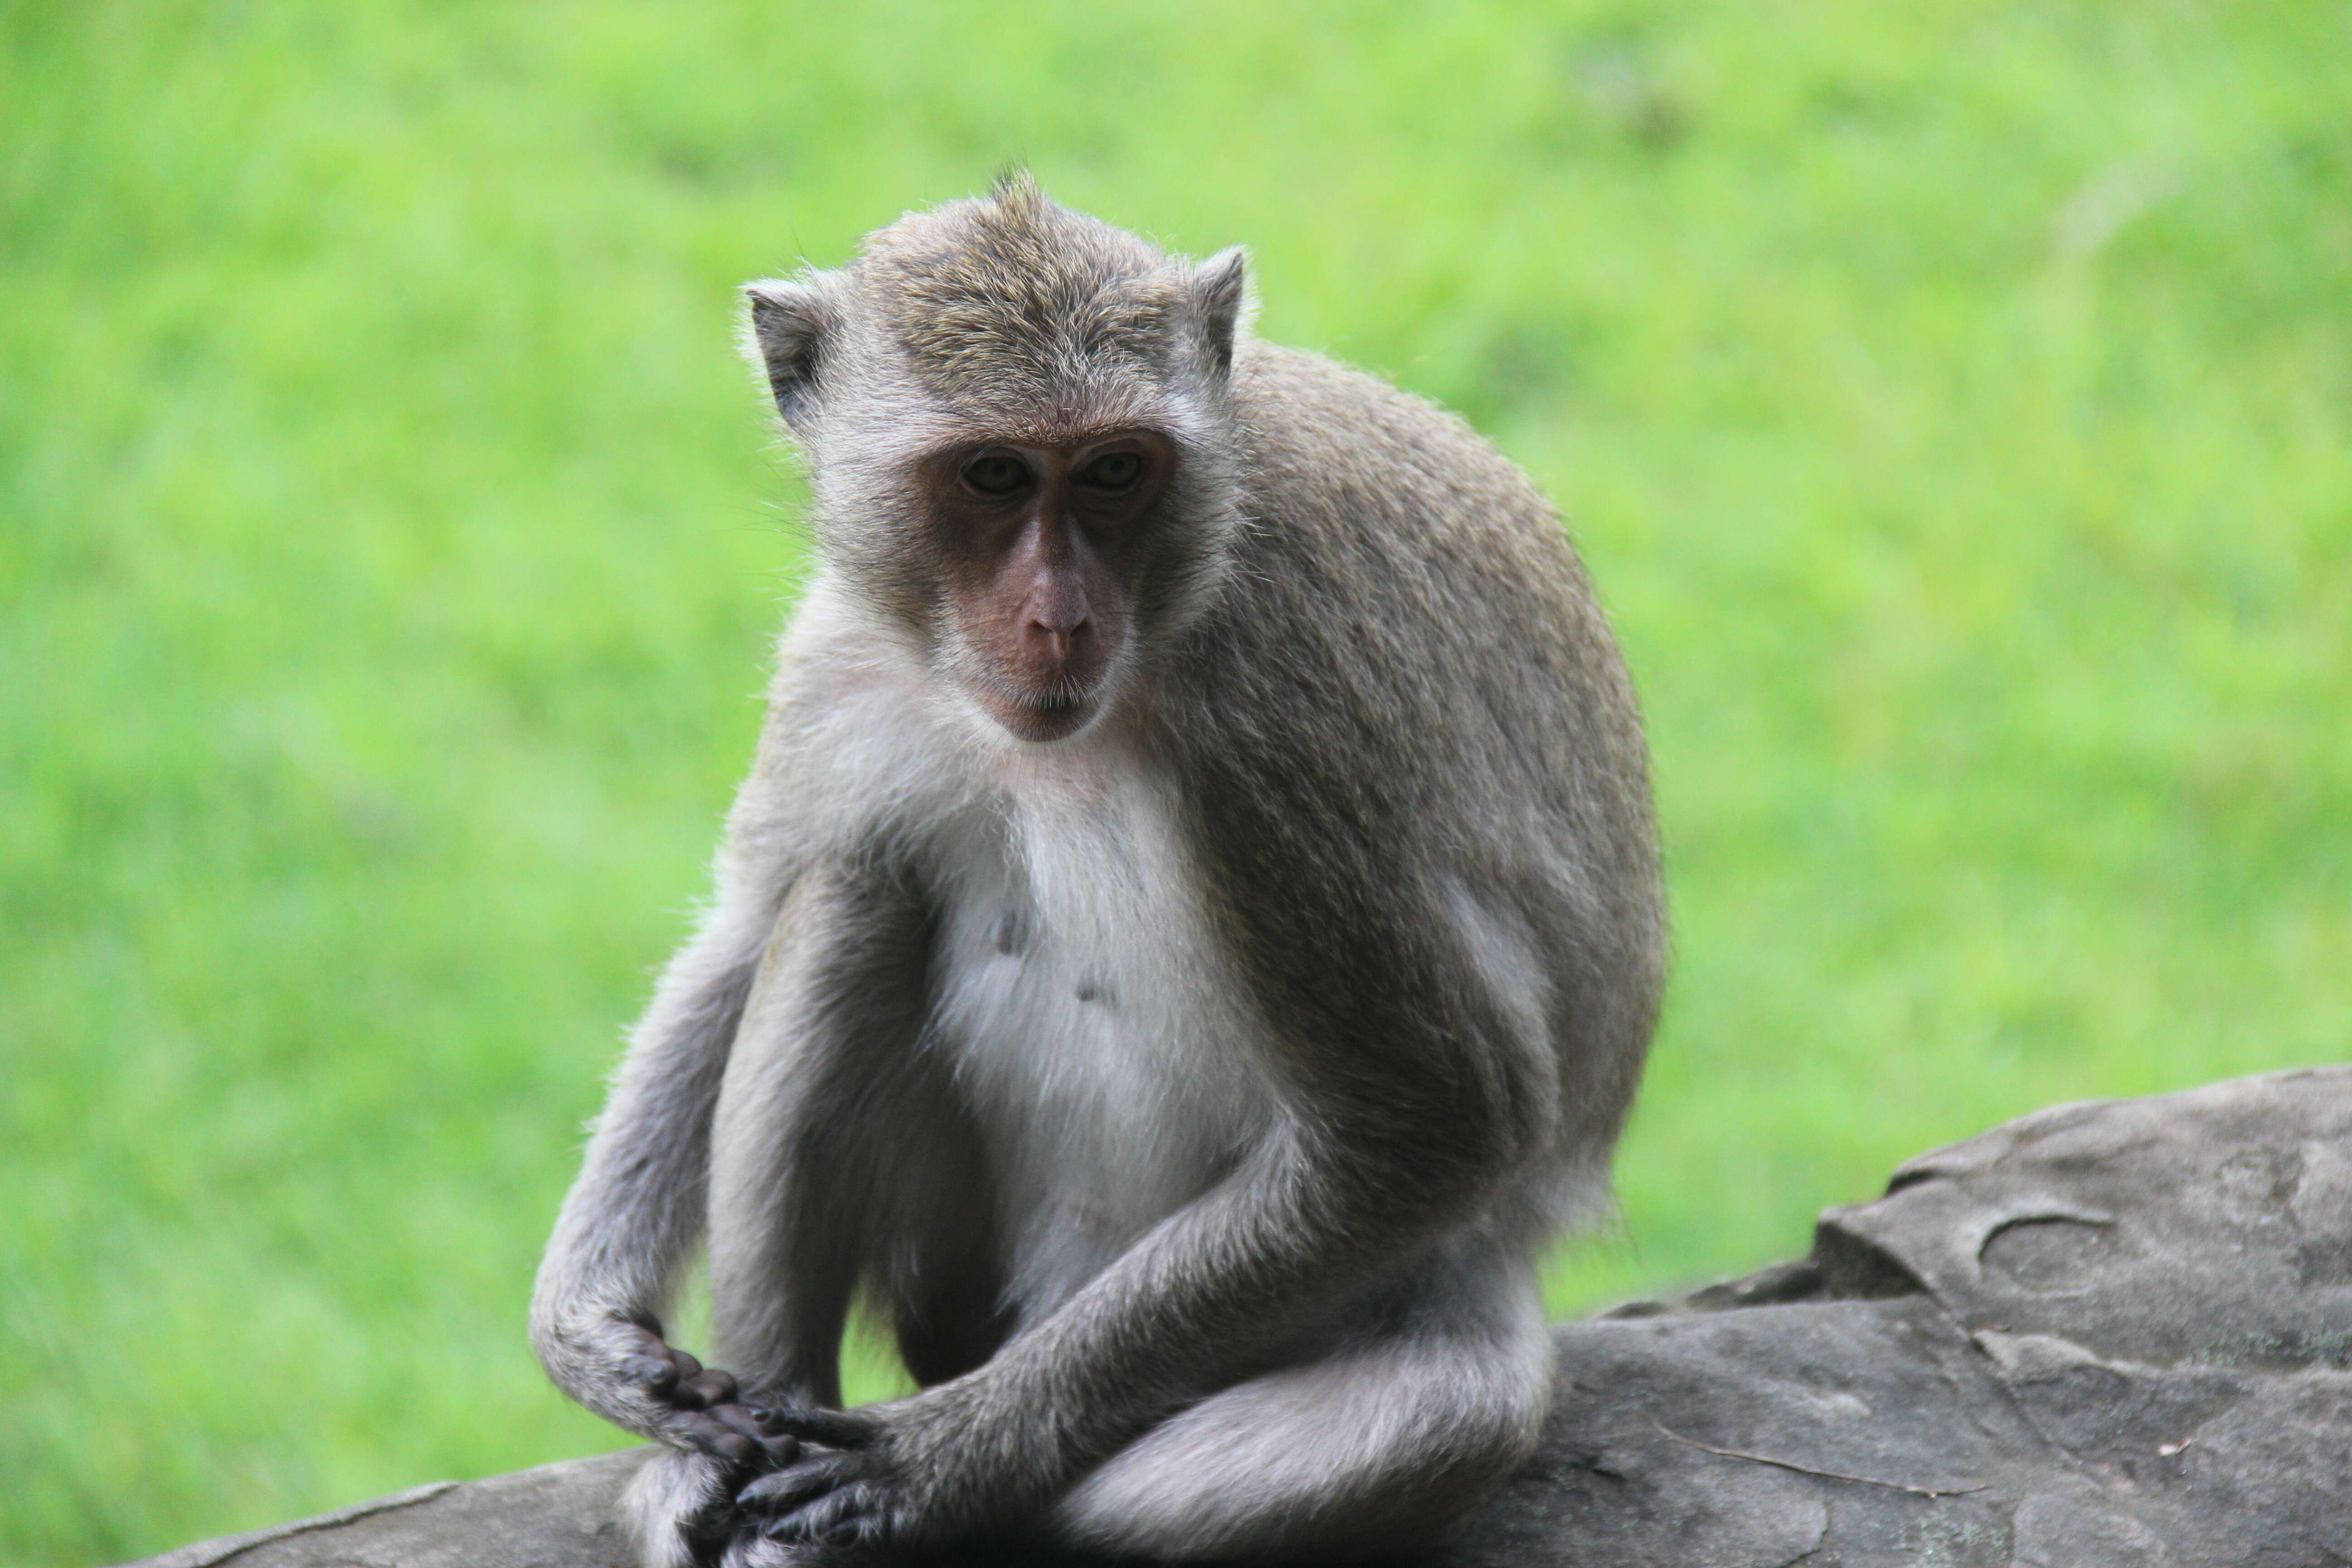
[747, 173, 1250, 441]
[865, 173, 1206, 402]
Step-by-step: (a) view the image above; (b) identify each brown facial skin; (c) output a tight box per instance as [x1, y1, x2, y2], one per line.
[921, 429, 1175, 743]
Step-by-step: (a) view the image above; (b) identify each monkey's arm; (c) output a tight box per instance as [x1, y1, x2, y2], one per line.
[529, 737, 813, 1463]
[528, 899, 774, 1459]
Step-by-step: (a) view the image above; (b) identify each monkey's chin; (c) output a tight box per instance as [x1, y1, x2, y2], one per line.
[974, 684, 1102, 745]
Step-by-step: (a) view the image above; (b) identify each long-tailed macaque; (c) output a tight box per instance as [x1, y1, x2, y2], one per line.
[532, 175, 1662, 1566]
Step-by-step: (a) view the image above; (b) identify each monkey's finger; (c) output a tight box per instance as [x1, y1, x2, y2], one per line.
[745, 1406, 874, 1448]
[740, 1453, 867, 1517]
[671, 1411, 760, 1466]
[623, 1353, 679, 1394]
[684, 1367, 740, 1407]
[727, 1434, 808, 1494]
[662, 1357, 730, 1410]
[704, 1401, 766, 1443]
[610, 1321, 681, 1394]
[794, 1483, 889, 1544]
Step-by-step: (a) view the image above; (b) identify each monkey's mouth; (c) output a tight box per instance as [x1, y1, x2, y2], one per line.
[970, 669, 1107, 744]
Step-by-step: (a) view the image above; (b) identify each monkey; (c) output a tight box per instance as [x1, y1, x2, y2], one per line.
[529, 174, 1663, 1567]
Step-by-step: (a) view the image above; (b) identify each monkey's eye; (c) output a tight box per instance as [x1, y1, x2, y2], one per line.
[1077, 451, 1145, 491]
[960, 452, 1031, 497]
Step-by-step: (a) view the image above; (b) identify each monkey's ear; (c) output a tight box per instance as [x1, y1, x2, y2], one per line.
[1190, 247, 1250, 379]
[741, 279, 835, 424]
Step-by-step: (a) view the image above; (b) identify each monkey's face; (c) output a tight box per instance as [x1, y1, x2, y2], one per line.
[919, 429, 1176, 744]
[744, 181, 1249, 735]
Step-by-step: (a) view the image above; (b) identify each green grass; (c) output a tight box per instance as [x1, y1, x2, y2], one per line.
[4, 1, 2347, 1561]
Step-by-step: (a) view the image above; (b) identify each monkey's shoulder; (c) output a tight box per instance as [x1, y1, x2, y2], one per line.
[1230, 343, 1573, 549]
[1174, 344, 1623, 751]
[1222, 342, 1602, 647]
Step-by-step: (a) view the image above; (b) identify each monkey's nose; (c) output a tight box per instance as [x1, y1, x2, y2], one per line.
[1025, 618, 1088, 666]
[1023, 593, 1093, 664]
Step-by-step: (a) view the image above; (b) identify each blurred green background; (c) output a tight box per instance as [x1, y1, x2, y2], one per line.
[5, 0, 2347, 1560]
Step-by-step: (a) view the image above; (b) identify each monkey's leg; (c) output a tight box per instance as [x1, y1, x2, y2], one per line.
[1049, 1251, 1553, 1562]
[704, 865, 934, 1406]
[631, 865, 932, 1568]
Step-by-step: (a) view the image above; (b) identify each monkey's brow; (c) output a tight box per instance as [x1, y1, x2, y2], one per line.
[929, 422, 1169, 456]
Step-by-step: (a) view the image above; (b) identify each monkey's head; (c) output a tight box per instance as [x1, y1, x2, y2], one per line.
[742, 176, 1250, 745]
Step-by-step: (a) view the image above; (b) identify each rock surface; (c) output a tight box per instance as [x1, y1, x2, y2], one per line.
[126, 1066, 2352, 1568]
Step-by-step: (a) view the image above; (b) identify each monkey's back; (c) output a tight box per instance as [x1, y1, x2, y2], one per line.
[1169, 341, 1662, 1179]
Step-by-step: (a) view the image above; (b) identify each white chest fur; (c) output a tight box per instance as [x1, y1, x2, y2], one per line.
[925, 768, 1274, 1320]
[775, 584, 1279, 1319]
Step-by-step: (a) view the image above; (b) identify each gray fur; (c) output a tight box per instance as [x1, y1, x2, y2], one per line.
[532, 175, 1663, 1564]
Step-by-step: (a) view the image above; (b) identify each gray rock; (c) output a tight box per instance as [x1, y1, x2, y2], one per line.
[123, 1066, 2352, 1568]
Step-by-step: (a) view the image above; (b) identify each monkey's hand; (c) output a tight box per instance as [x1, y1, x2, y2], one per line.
[732, 1400, 974, 1551]
[579, 1314, 798, 1471]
